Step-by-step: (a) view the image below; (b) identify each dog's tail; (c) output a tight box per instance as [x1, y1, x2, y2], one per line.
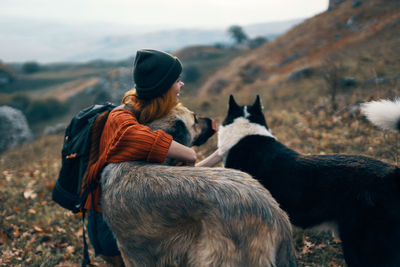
[361, 99, 400, 132]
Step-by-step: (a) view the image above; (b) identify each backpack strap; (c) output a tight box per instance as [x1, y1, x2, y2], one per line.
[80, 110, 112, 196]
[77, 110, 112, 266]
[80, 105, 131, 197]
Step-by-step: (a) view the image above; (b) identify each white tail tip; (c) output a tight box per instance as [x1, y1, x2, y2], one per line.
[360, 99, 400, 132]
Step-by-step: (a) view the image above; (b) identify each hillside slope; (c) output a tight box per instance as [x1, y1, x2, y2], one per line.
[198, 0, 400, 105]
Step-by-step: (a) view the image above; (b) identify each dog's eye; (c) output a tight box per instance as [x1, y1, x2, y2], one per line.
[193, 114, 199, 124]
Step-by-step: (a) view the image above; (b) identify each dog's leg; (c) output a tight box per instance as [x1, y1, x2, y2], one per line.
[339, 220, 376, 267]
[187, 215, 283, 267]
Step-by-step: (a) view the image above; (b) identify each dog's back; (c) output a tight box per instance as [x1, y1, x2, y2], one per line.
[101, 162, 297, 267]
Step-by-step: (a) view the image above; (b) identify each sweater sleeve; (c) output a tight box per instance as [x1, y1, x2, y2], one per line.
[106, 109, 173, 163]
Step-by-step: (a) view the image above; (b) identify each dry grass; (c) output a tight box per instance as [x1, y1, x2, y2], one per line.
[39, 77, 100, 102]
[2, 86, 400, 266]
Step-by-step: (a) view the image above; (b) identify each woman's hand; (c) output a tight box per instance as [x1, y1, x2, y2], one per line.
[195, 149, 222, 167]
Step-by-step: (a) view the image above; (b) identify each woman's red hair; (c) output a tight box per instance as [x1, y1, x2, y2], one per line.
[121, 87, 178, 124]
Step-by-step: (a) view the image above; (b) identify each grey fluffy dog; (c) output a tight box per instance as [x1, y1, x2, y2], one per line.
[100, 105, 297, 267]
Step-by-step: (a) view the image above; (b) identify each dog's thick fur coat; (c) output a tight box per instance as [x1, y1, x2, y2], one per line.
[219, 96, 400, 267]
[100, 105, 297, 267]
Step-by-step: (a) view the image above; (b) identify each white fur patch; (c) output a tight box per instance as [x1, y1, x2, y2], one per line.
[218, 117, 275, 159]
[243, 106, 250, 118]
[361, 99, 400, 131]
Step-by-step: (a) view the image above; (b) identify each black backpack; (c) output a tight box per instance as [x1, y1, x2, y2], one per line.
[52, 103, 116, 213]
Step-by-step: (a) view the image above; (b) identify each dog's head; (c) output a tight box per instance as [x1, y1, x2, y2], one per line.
[218, 95, 275, 157]
[222, 95, 269, 129]
[147, 105, 216, 147]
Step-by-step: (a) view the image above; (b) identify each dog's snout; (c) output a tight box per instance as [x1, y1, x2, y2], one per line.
[192, 117, 216, 146]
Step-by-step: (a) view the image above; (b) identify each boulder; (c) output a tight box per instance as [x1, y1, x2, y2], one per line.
[287, 66, 313, 81]
[102, 68, 133, 104]
[328, 0, 362, 11]
[366, 76, 389, 85]
[278, 53, 299, 67]
[0, 106, 33, 153]
[328, 0, 347, 10]
[353, 0, 362, 8]
[340, 77, 359, 88]
[43, 123, 66, 135]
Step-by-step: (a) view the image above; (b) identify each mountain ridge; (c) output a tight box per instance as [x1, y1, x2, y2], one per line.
[0, 18, 304, 63]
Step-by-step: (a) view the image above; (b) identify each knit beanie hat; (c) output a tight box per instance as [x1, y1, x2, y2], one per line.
[133, 49, 182, 100]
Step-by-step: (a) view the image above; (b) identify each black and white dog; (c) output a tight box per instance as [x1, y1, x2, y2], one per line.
[218, 95, 400, 267]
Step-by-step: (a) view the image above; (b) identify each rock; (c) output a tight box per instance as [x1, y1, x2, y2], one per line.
[346, 16, 360, 32]
[352, 0, 362, 8]
[66, 68, 131, 106]
[43, 123, 66, 135]
[103, 68, 133, 104]
[327, 0, 361, 11]
[335, 33, 343, 39]
[366, 76, 389, 85]
[0, 106, 33, 153]
[287, 66, 313, 81]
[340, 77, 359, 88]
[278, 53, 299, 67]
[240, 64, 263, 84]
[328, 0, 347, 11]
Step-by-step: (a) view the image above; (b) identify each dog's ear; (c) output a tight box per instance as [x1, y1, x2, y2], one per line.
[248, 95, 269, 128]
[166, 120, 191, 147]
[251, 95, 263, 111]
[228, 95, 240, 112]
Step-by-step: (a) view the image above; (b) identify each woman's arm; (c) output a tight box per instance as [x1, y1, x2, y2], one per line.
[195, 149, 222, 167]
[167, 140, 197, 164]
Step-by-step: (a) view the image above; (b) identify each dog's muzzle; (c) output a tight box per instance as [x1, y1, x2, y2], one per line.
[192, 118, 216, 146]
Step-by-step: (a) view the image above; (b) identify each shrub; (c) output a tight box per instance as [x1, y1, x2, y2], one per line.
[248, 36, 268, 49]
[228, 25, 249, 45]
[9, 94, 31, 112]
[22, 61, 40, 74]
[321, 56, 345, 111]
[0, 62, 16, 85]
[213, 43, 228, 50]
[25, 98, 68, 123]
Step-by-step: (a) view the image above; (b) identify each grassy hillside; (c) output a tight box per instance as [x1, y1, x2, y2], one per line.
[2, 94, 400, 266]
[0, 47, 244, 136]
[197, 0, 400, 112]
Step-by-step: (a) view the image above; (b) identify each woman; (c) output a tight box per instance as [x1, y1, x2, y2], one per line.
[83, 49, 221, 266]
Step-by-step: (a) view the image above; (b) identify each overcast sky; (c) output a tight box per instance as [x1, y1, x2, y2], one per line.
[1, 0, 329, 29]
[0, 0, 329, 62]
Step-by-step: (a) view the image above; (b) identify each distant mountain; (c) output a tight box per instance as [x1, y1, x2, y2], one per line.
[0, 18, 304, 63]
[243, 18, 304, 37]
[70, 18, 305, 62]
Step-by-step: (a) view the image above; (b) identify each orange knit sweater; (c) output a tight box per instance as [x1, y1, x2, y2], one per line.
[84, 108, 173, 212]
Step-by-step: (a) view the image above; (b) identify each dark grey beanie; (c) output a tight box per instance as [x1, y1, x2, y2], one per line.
[133, 49, 182, 100]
